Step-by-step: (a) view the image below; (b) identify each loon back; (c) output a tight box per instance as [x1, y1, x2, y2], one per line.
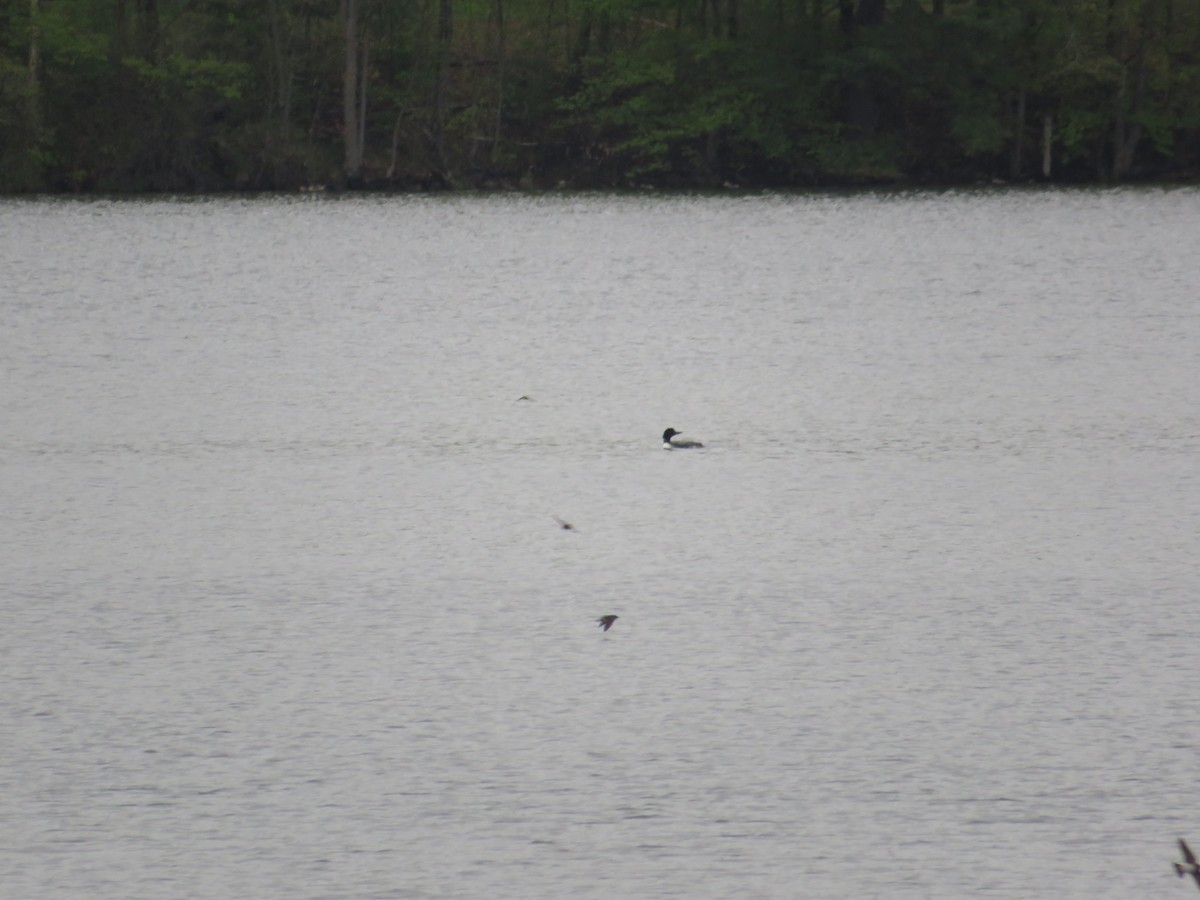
[662, 428, 704, 449]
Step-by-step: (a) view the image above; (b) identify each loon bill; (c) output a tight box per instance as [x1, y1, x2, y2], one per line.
[662, 428, 704, 449]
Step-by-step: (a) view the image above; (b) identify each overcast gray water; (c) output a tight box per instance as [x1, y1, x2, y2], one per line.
[2, 188, 1199, 898]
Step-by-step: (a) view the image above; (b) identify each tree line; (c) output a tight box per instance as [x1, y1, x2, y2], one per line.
[1, 0, 1197, 193]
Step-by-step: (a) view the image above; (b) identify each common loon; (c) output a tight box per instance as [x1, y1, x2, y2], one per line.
[1175, 839, 1200, 890]
[662, 428, 704, 449]
[596, 615, 619, 631]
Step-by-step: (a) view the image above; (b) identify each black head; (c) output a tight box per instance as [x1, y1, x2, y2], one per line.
[597, 615, 619, 631]
[663, 428, 679, 441]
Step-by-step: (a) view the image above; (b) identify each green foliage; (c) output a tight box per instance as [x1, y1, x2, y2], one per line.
[122, 54, 250, 102]
[0, 0, 1198, 191]
[0, 57, 43, 191]
[34, 3, 111, 68]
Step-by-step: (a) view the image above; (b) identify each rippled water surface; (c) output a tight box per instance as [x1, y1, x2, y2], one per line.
[2, 189, 1199, 898]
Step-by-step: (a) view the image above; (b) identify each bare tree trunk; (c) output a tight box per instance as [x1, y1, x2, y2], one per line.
[1110, 1, 1151, 180]
[838, 0, 853, 41]
[1041, 114, 1052, 179]
[572, 7, 592, 64]
[840, 0, 885, 139]
[433, 0, 454, 174]
[27, 0, 41, 161]
[359, 36, 369, 169]
[29, 0, 39, 78]
[856, 0, 884, 27]
[267, 0, 295, 133]
[388, 110, 404, 180]
[341, 0, 364, 182]
[115, 0, 128, 60]
[1010, 88, 1025, 179]
[138, 0, 159, 61]
[492, 0, 506, 160]
[1112, 85, 1144, 179]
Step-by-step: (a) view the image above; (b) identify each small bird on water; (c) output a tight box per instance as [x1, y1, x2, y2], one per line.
[552, 516, 576, 531]
[1175, 839, 1200, 891]
[596, 615, 618, 632]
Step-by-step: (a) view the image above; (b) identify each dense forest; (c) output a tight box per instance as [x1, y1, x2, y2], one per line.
[1, 0, 1198, 192]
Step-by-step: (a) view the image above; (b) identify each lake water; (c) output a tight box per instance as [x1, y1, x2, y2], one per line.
[2, 188, 1198, 898]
